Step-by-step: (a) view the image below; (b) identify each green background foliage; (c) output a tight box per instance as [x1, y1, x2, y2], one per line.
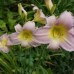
[0, 0, 74, 74]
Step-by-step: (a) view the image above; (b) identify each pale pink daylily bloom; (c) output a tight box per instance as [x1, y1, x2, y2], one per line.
[34, 11, 74, 52]
[10, 21, 40, 47]
[0, 34, 13, 53]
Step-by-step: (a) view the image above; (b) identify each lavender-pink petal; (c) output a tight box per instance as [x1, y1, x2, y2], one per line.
[15, 24, 22, 33]
[34, 27, 50, 44]
[58, 11, 74, 29]
[9, 33, 21, 45]
[23, 21, 35, 31]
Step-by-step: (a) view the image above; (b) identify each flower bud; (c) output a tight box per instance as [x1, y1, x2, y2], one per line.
[18, 3, 27, 19]
[45, 0, 53, 10]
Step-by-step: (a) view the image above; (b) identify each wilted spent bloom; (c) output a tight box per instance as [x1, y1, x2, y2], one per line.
[33, 9, 46, 24]
[32, 4, 46, 24]
[10, 21, 41, 47]
[0, 34, 13, 53]
[45, 0, 53, 10]
[34, 11, 74, 52]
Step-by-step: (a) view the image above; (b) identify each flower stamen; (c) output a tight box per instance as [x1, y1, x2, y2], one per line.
[48, 24, 68, 41]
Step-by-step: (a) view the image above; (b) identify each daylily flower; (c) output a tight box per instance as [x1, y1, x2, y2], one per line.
[0, 34, 13, 53]
[34, 11, 74, 51]
[10, 21, 40, 47]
